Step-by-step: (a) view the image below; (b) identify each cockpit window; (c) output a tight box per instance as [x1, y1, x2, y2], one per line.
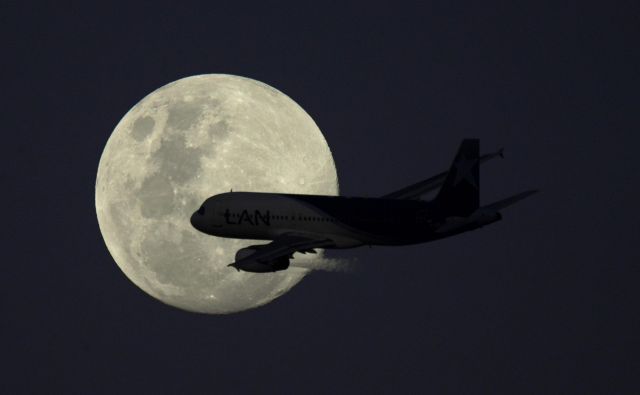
[197, 205, 205, 215]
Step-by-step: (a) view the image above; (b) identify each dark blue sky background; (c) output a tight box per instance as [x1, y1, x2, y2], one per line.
[3, 2, 639, 393]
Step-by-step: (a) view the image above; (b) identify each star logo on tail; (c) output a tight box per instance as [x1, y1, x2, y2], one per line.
[453, 154, 478, 189]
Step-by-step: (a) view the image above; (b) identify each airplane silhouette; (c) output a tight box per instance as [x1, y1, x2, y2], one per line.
[191, 139, 537, 273]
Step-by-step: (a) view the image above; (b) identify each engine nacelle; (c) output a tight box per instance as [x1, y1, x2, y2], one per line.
[232, 246, 290, 273]
[235, 247, 259, 262]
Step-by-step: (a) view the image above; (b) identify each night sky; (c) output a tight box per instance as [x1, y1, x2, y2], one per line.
[4, 2, 639, 393]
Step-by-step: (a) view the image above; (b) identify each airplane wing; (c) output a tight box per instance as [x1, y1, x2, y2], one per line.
[229, 234, 334, 272]
[381, 148, 504, 200]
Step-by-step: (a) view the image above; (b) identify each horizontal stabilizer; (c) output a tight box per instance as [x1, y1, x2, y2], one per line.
[483, 189, 539, 211]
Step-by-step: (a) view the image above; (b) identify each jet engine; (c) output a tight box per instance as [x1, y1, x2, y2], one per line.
[235, 246, 259, 262]
[232, 246, 290, 273]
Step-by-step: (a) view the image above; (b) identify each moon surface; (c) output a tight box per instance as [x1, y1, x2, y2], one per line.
[95, 74, 339, 314]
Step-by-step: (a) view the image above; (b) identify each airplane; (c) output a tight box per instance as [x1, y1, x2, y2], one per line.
[190, 139, 537, 273]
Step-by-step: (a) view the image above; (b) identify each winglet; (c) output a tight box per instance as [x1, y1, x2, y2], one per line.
[498, 148, 504, 158]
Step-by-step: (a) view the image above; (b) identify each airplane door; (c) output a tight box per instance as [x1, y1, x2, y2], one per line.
[209, 202, 225, 227]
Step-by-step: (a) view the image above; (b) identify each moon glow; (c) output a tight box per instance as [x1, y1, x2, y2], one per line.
[95, 75, 339, 314]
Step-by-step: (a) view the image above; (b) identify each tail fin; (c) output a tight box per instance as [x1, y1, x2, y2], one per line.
[434, 139, 480, 216]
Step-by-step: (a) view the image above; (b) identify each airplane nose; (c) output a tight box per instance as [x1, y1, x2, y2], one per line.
[190, 211, 203, 231]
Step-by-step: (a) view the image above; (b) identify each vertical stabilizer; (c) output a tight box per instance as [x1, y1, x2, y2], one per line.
[434, 139, 480, 216]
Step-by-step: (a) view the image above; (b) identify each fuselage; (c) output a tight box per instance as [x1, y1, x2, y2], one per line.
[190, 192, 500, 248]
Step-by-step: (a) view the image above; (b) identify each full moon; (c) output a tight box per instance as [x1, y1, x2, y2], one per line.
[95, 74, 339, 314]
